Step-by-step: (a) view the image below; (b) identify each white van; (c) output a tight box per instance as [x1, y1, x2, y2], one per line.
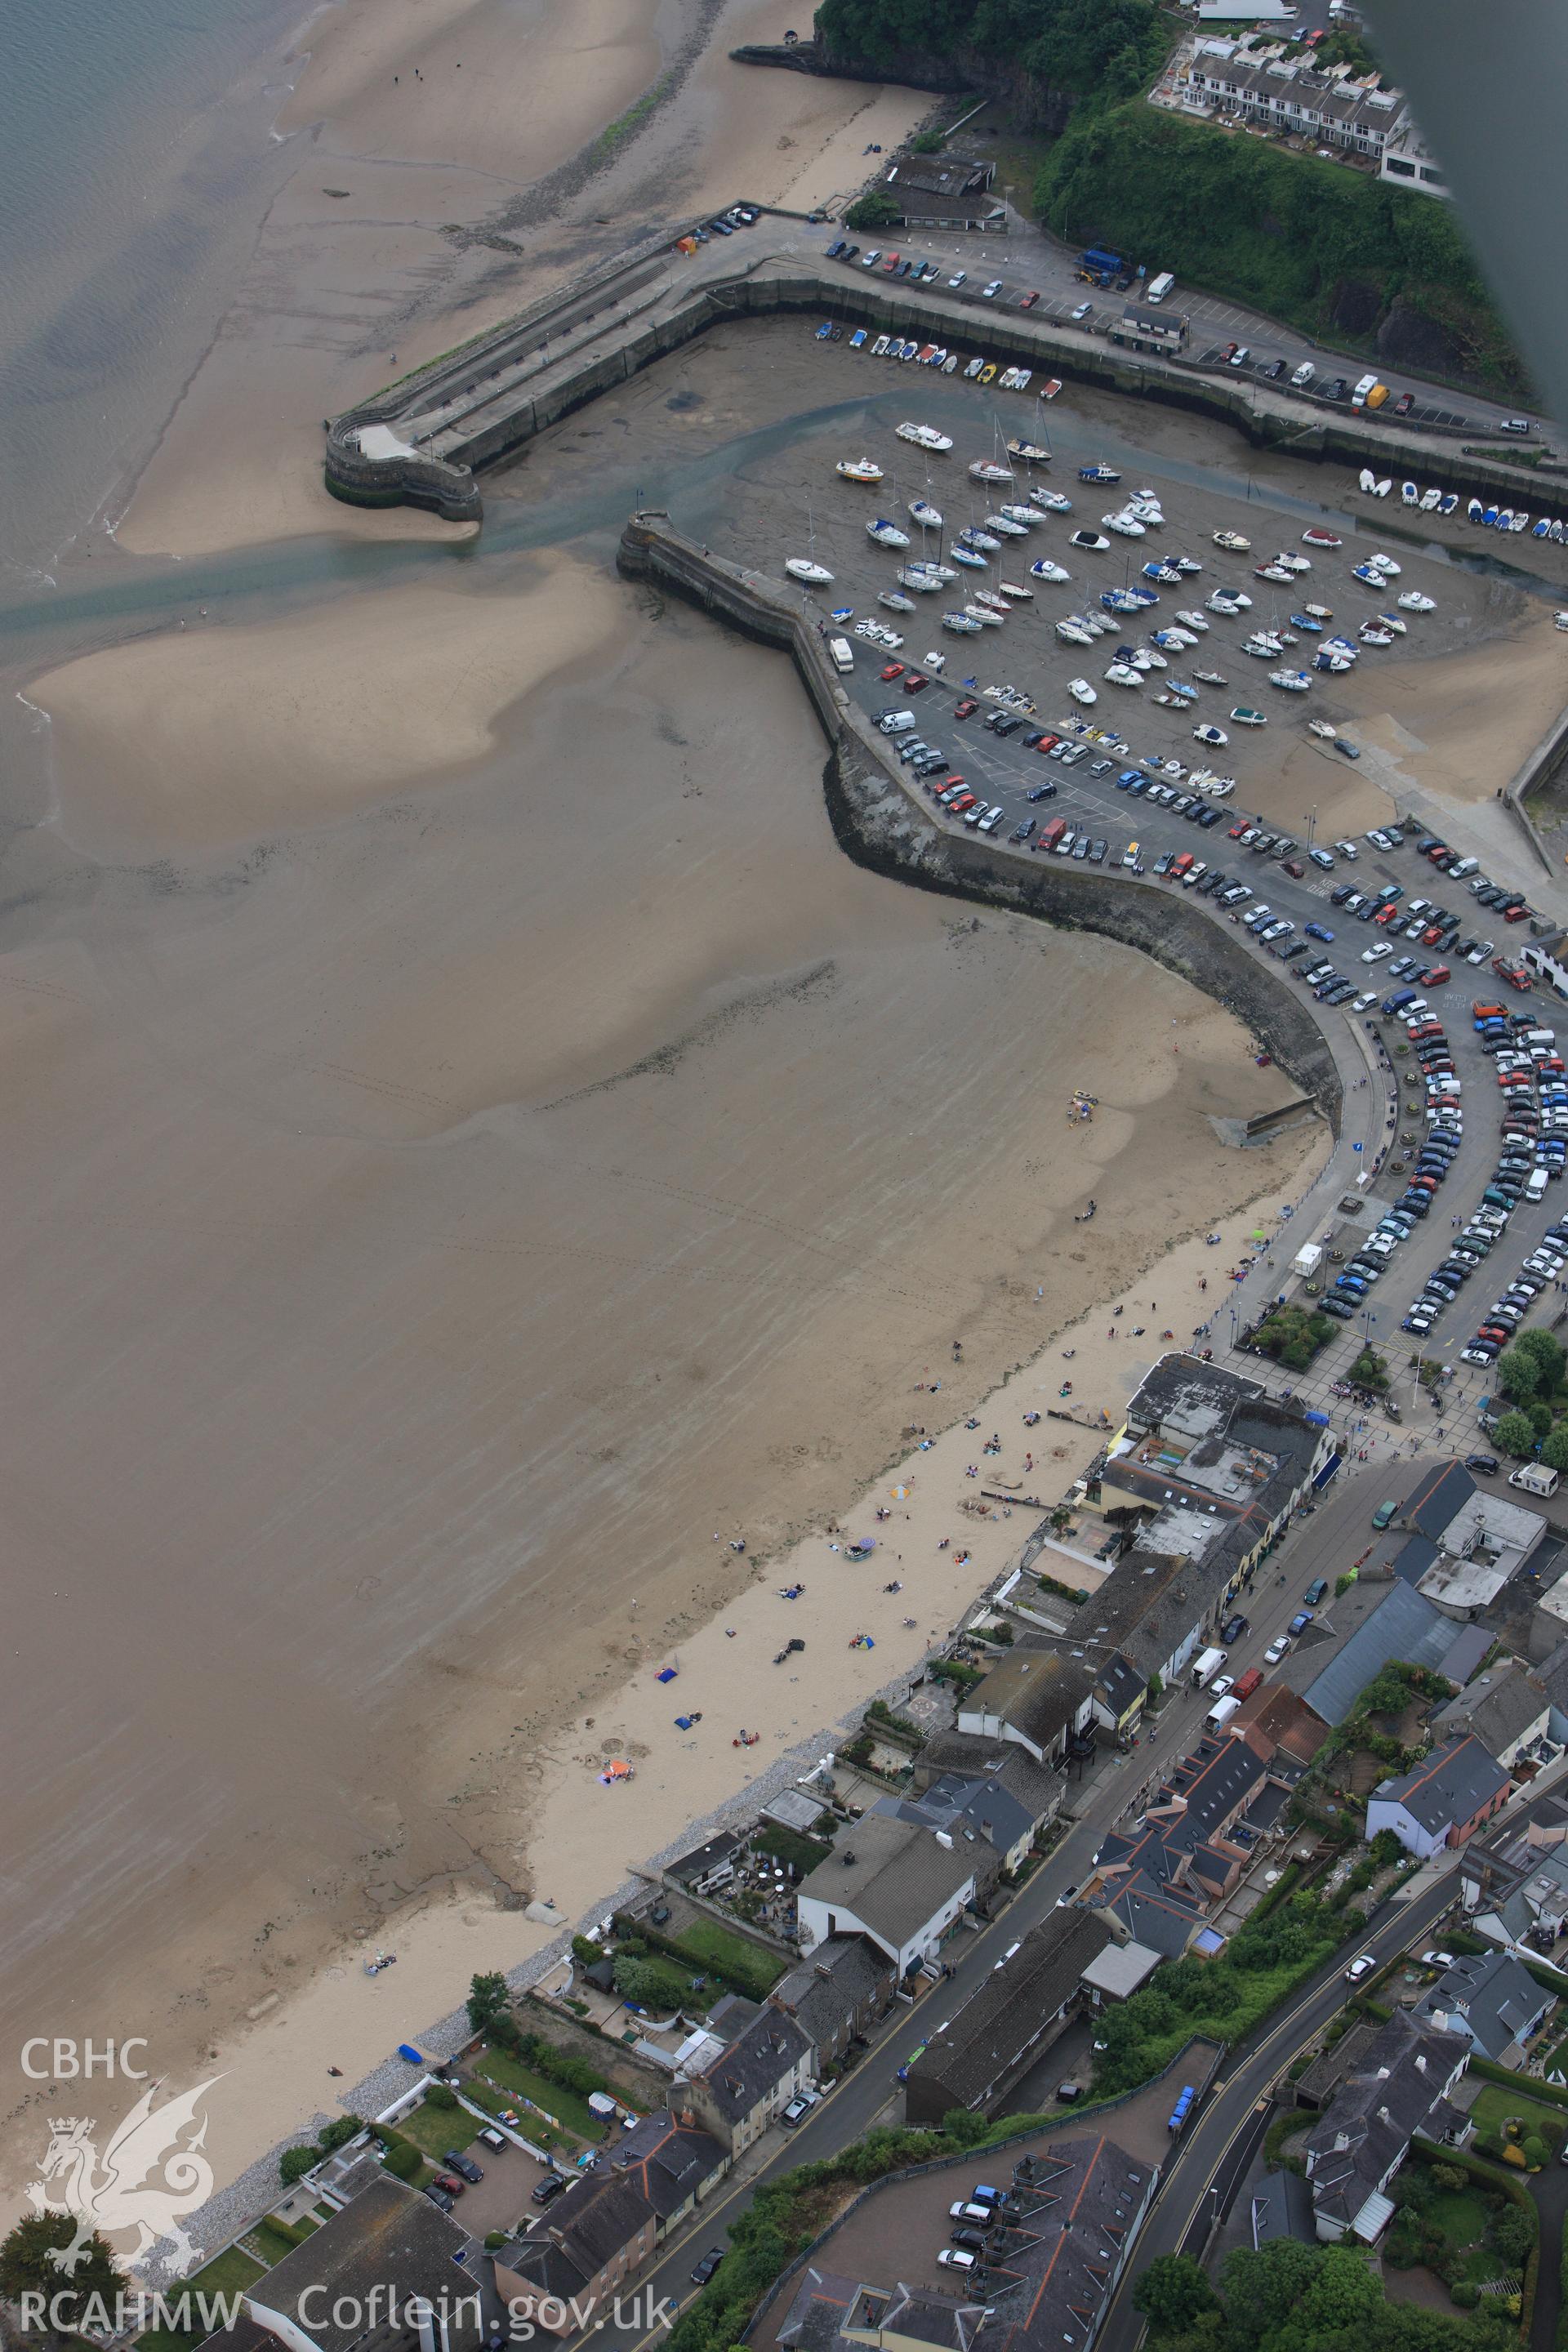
[1205, 1695, 1241, 1735]
[878, 710, 916, 735]
[1351, 372, 1380, 408]
[1527, 1168, 1550, 1203]
[1146, 271, 1175, 305]
[1290, 360, 1316, 389]
[828, 636, 854, 675]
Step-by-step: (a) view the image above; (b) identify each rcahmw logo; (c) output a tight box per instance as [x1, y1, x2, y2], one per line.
[22, 2051, 224, 2278]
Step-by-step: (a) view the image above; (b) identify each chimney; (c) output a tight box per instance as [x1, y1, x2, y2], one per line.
[1378, 2105, 1393, 2128]
[1415, 2054, 1428, 2074]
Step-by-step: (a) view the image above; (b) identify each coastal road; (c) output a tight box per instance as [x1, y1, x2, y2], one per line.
[1091, 1863, 1463, 2352]
[560, 1472, 1442, 2352]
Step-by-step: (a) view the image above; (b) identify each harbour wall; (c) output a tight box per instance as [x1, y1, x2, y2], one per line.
[325, 249, 1552, 529]
[616, 511, 1343, 1127]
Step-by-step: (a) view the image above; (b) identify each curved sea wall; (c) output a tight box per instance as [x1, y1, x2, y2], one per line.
[326, 244, 1550, 527]
[617, 512, 1343, 1125]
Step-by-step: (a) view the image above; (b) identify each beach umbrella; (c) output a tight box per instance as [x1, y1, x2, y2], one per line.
[890, 1484, 911, 1499]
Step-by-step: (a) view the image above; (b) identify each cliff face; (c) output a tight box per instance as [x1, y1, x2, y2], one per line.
[728, 38, 1077, 132]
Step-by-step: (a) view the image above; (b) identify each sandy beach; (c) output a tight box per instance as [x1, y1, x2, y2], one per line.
[7, 0, 1567, 2234]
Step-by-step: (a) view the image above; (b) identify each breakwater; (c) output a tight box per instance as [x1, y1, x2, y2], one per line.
[615, 511, 1343, 1126]
[325, 238, 1552, 528]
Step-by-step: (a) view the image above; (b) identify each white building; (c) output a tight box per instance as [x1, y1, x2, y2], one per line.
[794, 1812, 976, 1978]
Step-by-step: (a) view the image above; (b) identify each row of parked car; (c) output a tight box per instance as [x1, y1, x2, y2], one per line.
[940, 2183, 1009, 2271]
[1453, 1004, 1568, 1361]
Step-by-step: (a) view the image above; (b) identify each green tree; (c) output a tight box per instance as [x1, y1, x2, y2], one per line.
[1133, 2254, 1216, 2337]
[280, 2144, 318, 2184]
[613, 1952, 693, 2013]
[942, 2105, 990, 2147]
[1515, 1326, 1566, 1388]
[844, 191, 900, 232]
[0, 2214, 123, 2315]
[1530, 1401, 1553, 1437]
[1490, 2202, 1535, 2264]
[1300, 2242, 1383, 2331]
[1493, 1409, 1537, 1459]
[1496, 1349, 1541, 1404]
[1219, 2238, 1322, 2342]
[1542, 1423, 1568, 1474]
[466, 1970, 511, 2034]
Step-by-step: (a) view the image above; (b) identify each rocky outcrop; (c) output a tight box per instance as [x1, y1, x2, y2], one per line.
[729, 36, 1076, 132]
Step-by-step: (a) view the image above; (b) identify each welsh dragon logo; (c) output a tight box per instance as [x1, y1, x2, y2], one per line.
[26, 2077, 223, 2278]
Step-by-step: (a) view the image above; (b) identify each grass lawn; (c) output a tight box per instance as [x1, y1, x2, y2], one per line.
[669, 1918, 785, 1999]
[471, 2051, 606, 2141]
[1427, 2186, 1490, 2251]
[396, 2098, 481, 2162]
[137, 2246, 266, 2352]
[1470, 2081, 1565, 2142]
[243, 2219, 308, 2265]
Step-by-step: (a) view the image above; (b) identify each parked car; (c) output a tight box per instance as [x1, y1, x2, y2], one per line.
[443, 2152, 484, 2185]
[692, 2251, 726, 2286]
[1346, 1951, 1377, 1984]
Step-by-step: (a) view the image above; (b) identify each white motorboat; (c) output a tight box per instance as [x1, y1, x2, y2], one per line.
[1213, 530, 1250, 552]
[1276, 552, 1311, 572]
[1302, 528, 1343, 549]
[1359, 469, 1378, 494]
[879, 591, 916, 612]
[969, 459, 1013, 483]
[1031, 489, 1074, 514]
[941, 611, 983, 633]
[984, 514, 1029, 538]
[973, 589, 1011, 613]
[1557, 612, 1568, 632]
[1369, 551, 1401, 576]
[1308, 719, 1338, 740]
[1374, 478, 1392, 497]
[1079, 462, 1121, 483]
[998, 506, 1039, 528]
[951, 547, 987, 569]
[786, 558, 833, 584]
[1467, 498, 1485, 523]
[961, 528, 1002, 552]
[1420, 488, 1442, 511]
[1255, 564, 1293, 585]
[1398, 590, 1436, 612]
[998, 581, 1035, 601]
[1068, 677, 1097, 705]
[1511, 511, 1531, 532]
[1174, 609, 1209, 632]
[1315, 651, 1355, 672]
[867, 518, 910, 548]
[896, 422, 951, 452]
[1401, 481, 1419, 506]
[1303, 602, 1333, 619]
[898, 568, 942, 591]
[1080, 612, 1112, 635]
[1360, 625, 1395, 647]
[1057, 620, 1094, 645]
[1138, 646, 1168, 670]
[1193, 723, 1228, 746]
[1104, 510, 1146, 537]
[835, 458, 883, 483]
[964, 603, 1004, 627]
[909, 498, 943, 529]
[1193, 666, 1227, 687]
[1438, 493, 1459, 515]
[1375, 612, 1408, 635]
[1230, 706, 1267, 727]
[1030, 558, 1071, 583]
[1104, 662, 1143, 686]
[1269, 669, 1311, 692]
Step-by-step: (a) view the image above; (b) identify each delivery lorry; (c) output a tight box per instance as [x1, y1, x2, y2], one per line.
[1292, 1242, 1323, 1280]
[1191, 1645, 1227, 1690]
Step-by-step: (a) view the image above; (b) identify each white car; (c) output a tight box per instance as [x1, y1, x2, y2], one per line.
[1346, 1951, 1378, 1984]
[1209, 1675, 1236, 1699]
[1264, 1636, 1290, 1664]
[1361, 942, 1393, 964]
[983, 279, 1004, 298]
[947, 270, 967, 288]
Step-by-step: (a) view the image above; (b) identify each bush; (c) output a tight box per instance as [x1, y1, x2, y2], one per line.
[279, 2145, 318, 2185]
[425, 2082, 459, 2110]
[318, 2114, 364, 2153]
[844, 192, 900, 232]
[384, 2140, 421, 2180]
[1494, 1409, 1538, 1460]
[1523, 2134, 1550, 2172]
[1451, 2281, 1481, 2309]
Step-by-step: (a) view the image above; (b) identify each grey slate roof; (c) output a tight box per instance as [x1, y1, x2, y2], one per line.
[797, 1811, 976, 1948]
[1299, 1582, 1453, 1726]
[772, 1936, 889, 2050]
[666, 1828, 745, 1885]
[1414, 1949, 1551, 2062]
[960, 1648, 1094, 1754]
[1432, 1663, 1547, 1758]
[1437, 1625, 1494, 1688]
[1389, 1534, 1439, 1588]
[1403, 1460, 1477, 1539]
[697, 2006, 812, 2123]
[1306, 2011, 1470, 2230]
[203, 2175, 488, 2352]
[904, 1910, 1112, 2113]
[1374, 1734, 1511, 1835]
[875, 1769, 1034, 1860]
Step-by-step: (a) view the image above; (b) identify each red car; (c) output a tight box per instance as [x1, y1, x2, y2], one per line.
[1393, 391, 1415, 416]
[432, 2174, 465, 2197]
[954, 698, 978, 719]
[880, 252, 902, 272]
[948, 791, 976, 814]
[903, 673, 929, 693]
[1019, 291, 1040, 310]
[1421, 965, 1451, 986]
[1036, 733, 1060, 755]
[1374, 904, 1405, 926]
[880, 662, 905, 682]
[1504, 902, 1531, 922]
[1228, 821, 1250, 839]
[1425, 841, 1450, 862]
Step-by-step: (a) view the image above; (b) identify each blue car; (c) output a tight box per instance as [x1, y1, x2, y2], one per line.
[1117, 769, 1143, 789]
[1305, 922, 1335, 942]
